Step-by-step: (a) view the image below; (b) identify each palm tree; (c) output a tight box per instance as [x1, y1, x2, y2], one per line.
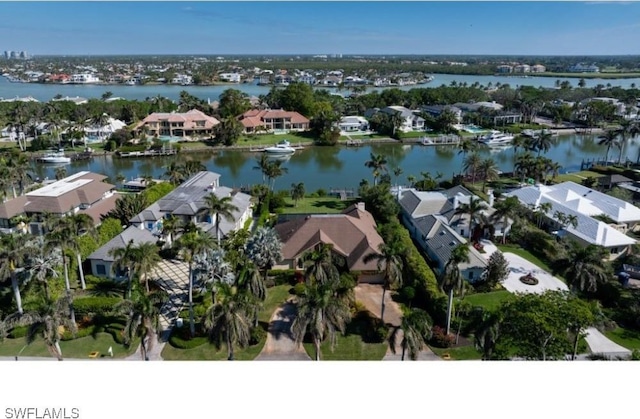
[253, 154, 271, 185]
[176, 230, 217, 337]
[44, 220, 78, 327]
[109, 239, 138, 299]
[454, 196, 488, 241]
[244, 226, 283, 284]
[54, 166, 67, 181]
[66, 213, 96, 290]
[463, 152, 482, 183]
[562, 244, 609, 293]
[617, 120, 640, 164]
[491, 196, 522, 244]
[264, 159, 288, 191]
[6, 152, 31, 198]
[26, 241, 62, 300]
[0, 296, 76, 361]
[363, 241, 404, 323]
[133, 242, 161, 294]
[364, 153, 388, 186]
[200, 193, 239, 245]
[302, 244, 340, 286]
[474, 311, 501, 360]
[479, 158, 499, 192]
[598, 129, 620, 166]
[91, 112, 110, 142]
[457, 138, 478, 173]
[163, 162, 186, 185]
[530, 131, 554, 156]
[388, 308, 432, 360]
[290, 182, 305, 207]
[204, 283, 252, 360]
[0, 233, 30, 314]
[112, 282, 166, 360]
[511, 135, 526, 173]
[439, 244, 470, 335]
[291, 282, 351, 361]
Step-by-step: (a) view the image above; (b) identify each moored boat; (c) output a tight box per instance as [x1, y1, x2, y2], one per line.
[38, 149, 71, 164]
[264, 140, 296, 155]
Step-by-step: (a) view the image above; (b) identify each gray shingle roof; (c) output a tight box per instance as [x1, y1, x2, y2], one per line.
[88, 225, 157, 262]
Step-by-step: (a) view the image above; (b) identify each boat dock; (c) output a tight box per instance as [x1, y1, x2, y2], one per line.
[329, 188, 356, 200]
[417, 135, 461, 146]
[346, 139, 363, 147]
[116, 148, 178, 158]
[33, 150, 93, 162]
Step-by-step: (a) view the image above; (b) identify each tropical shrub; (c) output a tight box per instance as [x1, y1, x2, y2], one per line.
[249, 326, 267, 346]
[73, 297, 122, 316]
[430, 325, 455, 348]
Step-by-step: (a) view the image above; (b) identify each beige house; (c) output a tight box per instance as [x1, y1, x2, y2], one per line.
[133, 109, 220, 139]
[273, 203, 385, 283]
[238, 109, 310, 134]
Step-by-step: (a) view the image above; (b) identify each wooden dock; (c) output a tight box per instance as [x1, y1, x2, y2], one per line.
[116, 148, 177, 158]
[417, 135, 461, 146]
[346, 139, 363, 147]
[329, 188, 356, 200]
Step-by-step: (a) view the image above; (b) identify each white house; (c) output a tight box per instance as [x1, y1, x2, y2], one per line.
[506, 181, 640, 259]
[338, 116, 369, 133]
[218, 73, 241, 83]
[366, 106, 425, 132]
[171, 74, 193, 85]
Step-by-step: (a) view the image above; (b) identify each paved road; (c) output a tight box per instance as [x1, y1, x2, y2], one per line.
[255, 301, 311, 361]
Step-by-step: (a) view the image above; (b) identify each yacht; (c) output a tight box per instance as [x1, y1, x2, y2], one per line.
[479, 130, 515, 146]
[264, 140, 296, 155]
[38, 149, 71, 164]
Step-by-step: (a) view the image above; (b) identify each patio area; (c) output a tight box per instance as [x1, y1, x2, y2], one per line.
[501, 253, 568, 294]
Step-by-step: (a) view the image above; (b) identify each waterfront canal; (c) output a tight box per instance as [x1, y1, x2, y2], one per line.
[30, 134, 640, 192]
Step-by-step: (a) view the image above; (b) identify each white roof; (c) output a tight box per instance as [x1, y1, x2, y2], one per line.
[27, 171, 91, 197]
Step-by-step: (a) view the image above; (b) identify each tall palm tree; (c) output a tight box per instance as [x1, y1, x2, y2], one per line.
[54, 166, 67, 181]
[291, 282, 351, 361]
[530, 131, 554, 156]
[204, 283, 252, 360]
[26, 241, 62, 301]
[244, 226, 283, 283]
[290, 182, 305, 207]
[112, 282, 166, 360]
[598, 129, 620, 166]
[0, 296, 76, 361]
[617, 120, 639, 164]
[253, 154, 271, 185]
[463, 152, 482, 183]
[457, 138, 478, 174]
[163, 162, 186, 185]
[364, 153, 388, 186]
[491, 196, 522, 243]
[133, 242, 162, 294]
[201, 193, 239, 245]
[45, 220, 78, 327]
[109, 239, 138, 299]
[454, 196, 488, 240]
[479, 158, 499, 192]
[6, 152, 31, 198]
[302, 243, 340, 286]
[0, 233, 30, 314]
[176, 230, 217, 337]
[387, 308, 432, 360]
[439, 244, 470, 335]
[511, 135, 526, 174]
[363, 241, 404, 323]
[264, 159, 288, 191]
[561, 243, 609, 293]
[66, 213, 96, 290]
[474, 310, 501, 360]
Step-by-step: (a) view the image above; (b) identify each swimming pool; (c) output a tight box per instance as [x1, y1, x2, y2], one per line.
[462, 124, 487, 134]
[157, 135, 182, 143]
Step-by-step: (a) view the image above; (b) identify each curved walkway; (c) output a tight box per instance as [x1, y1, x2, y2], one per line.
[255, 301, 311, 361]
[355, 284, 440, 361]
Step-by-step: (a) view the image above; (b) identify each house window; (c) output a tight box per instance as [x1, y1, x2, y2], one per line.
[147, 222, 154, 230]
[297, 259, 304, 269]
[96, 264, 106, 275]
[611, 247, 619, 254]
[468, 271, 474, 280]
[460, 230, 465, 237]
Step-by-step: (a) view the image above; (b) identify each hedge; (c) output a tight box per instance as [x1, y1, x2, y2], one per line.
[73, 297, 122, 316]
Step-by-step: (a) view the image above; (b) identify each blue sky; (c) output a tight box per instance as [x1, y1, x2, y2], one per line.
[1, 1, 639, 56]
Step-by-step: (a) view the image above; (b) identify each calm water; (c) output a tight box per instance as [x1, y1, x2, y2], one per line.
[3, 73, 640, 102]
[30, 134, 640, 192]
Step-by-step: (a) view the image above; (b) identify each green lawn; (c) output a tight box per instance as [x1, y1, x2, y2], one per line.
[430, 345, 483, 360]
[0, 141, 19, 149]
[281, 197, 355, 214]
[554, 170, 603, 184]
[162, 285, 293, 360]
[603, 327, 640, 350]
[464, 291, 514, 312]
[302, 334, 388, 361]
[0, 332, 137, 360]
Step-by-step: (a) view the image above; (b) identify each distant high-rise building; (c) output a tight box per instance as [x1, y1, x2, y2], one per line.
[4, 51, 12, 59]
[3, 50, 29, 60]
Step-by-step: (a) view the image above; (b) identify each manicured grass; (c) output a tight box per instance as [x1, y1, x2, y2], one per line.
[430, 345, 483, 360]
[238, 132, 312, 146]
[0, 141, 19, 149]
[302, 334, 388, 361]
[162, 285, 293, 360]
[281, 197, 355, 214]
[339, 133, 389, 141]
[554, 170, 603, 184]
[0, 332, 137, 359]
[464, 291, 514, 312]
[603, 327, 640, 350]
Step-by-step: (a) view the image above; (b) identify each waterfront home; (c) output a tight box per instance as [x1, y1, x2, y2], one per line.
[170, 74, 193, 85]
[69, 73, 100, 84]
[273, 203, 386, 283]
[505, 181, 640, 259]
[84, 116, 126, 141]
[420, 105, 463, 124]
[218, 73, 241, 83]
[365, 106, 425, 132]
[0, 171, 116, 234]
[568, 63, 600, 73]
[52, 96, 88, 105]
[397, 185, 497, 281]
[87, 225, 157, 279]
[338, 116, 370, 133]
[454, 101, 522, 125]
[238, 109, 310, 134]
[129, 171, 252, 243]
[133, 109, 220, 139]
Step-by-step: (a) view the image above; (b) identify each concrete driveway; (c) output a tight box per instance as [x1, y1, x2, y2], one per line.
[255, 302, 311, 361]
[502, 253, 568, 294]
[355, 284, 440, 361]
[584, 327, 631, 359]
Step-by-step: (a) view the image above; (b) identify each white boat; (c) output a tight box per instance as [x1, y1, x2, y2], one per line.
[419, 137, 433, 145]
[479, 130, 515, 146]
[39, 149, 71, 164]
[264, 140, 296, 155]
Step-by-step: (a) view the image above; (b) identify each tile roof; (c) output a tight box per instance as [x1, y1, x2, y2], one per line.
[78, 193, 120, 226]
[238, 109, 310, 128]
[88, 225, 157, 262]
[0, 195, 29, 219]
[134, 109, 220, 131]
[274, 204, 384, 271]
